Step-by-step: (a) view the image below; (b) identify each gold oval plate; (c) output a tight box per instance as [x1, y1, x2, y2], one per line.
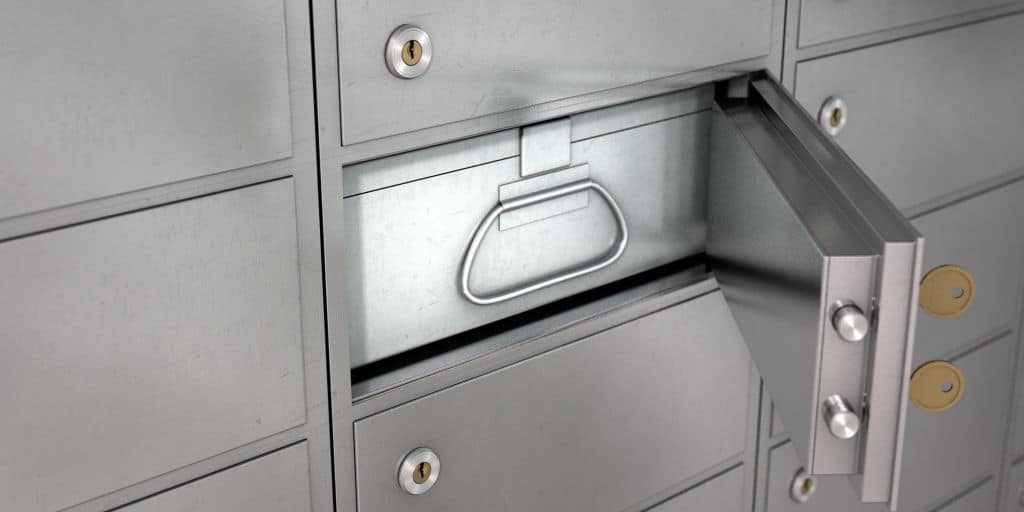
[909, 360, 964, 412]
[919, 265, 975, 319]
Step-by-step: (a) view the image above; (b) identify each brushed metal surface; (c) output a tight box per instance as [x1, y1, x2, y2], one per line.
[646, 466, 746, 512]
[897, 335, 1015, 512]
[0, 0, 293, 219]
[343, 109, 709, 366]
[520, 118, 572, 177]
[765, 442, 887, 512]
[797, 0, 1020, 47]
[336, 0, 772, 143]
[0, 180, 305, 511]
[795, 13, 1024, 211]
[353, 293, 752, 512]
[911, 180, 1024, 364]
[1004, 460, 1024, 511]
[117, 443, 312, 512]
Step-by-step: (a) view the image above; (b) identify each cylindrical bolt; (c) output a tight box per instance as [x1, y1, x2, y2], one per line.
[823, 394, 860, 440]
[832, 304, 869, 343]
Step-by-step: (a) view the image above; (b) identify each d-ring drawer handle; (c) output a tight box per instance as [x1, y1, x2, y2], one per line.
[459, 179, 629, 305]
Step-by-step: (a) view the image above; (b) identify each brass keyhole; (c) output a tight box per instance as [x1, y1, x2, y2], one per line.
[412, 461, 432, 484]
[402, 40, 423, 66]
[829, 107, 843, 128]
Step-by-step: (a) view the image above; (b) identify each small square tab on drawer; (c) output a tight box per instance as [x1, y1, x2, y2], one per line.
[521, 118, 571, 177]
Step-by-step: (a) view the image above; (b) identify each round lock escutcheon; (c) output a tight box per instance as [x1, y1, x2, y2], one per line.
[790, 468, 817, 504]
[919, 265, 976, 319]
[818, 96, 848, 136]
[398, 447, 440, 495]
[385, 25, 433, 79]
[909, 360, 964, 412]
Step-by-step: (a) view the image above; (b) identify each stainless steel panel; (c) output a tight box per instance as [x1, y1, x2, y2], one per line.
[354, 293, 753, 512]
[794, 14, 1024, 211]
[646, 466, 746, 512]
[709, 79, 922, 504]
[937, 479, 997, 512]
[912, 181, 1024, 363]
[765, 442, 887, 512]
[344, 110, 709, 366]
[336, 0, 772, 143]
[521, 118, 572, 177]
[1004, 460, 1024, 511]
[117, 443, 312, 512]
[797, 0, 1018, 47]
[0, 0, 294, 219]
[0, 180, 305, 511]
[898, 335, 1014, 512]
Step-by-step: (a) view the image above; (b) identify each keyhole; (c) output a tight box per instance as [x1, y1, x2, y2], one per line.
[951, 287, 965, 299]
[401, 40, 423, 66]
[800, 478, 814, 495]
[829, 107, 843, 128]
[940, 381, 954, 393]
[412, 461, 431, 484]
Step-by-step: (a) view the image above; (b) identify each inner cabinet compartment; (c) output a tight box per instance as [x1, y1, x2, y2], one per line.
[340, 74, 923, 508]
[343, 86, 714, 369]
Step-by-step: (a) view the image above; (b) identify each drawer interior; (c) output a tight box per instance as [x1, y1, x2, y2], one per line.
[343, 85, 718, 395]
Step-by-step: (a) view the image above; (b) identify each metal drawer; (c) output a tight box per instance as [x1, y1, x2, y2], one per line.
[911, 181, 1024, 363]
[343, 90, 712, 367]
[341, 75, 935, 508]
[335, 0, 774, 143]
[1005, 460, 1024, 511]
[794, 13, 1024, 211]
[897, 335, 1015, 512]
[765, 442, 886, 512]
[0, 0, 300, 219]
[0, 180, 306, 512]
[353, 292, 755, 512]
[117, 443, 312, 512]
[646, 465, 746, 512]
[796, 0, 1019, 47]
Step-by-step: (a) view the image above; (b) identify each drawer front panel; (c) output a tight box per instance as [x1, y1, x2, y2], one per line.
[794, 14, 1024, 211]
[118, 443, 312, 512]
[797, 0, 1019, 47]
[354, 292, 753, 512]
[911, 181, 1024, 363]
[344, 112, 708, 366]
[646, 465, 746, 512]
[897, 335, 1015, 512]
[0, 180, 305, 511]
[336, 0, 772, 143]
[0, 0, 293, 218]
[765, 442, 886, 512]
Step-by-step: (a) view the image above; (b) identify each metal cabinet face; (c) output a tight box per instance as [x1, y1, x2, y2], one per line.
[335, 0, 773, 143]
[646, 466, 746, 512]
[796, 0, 1019, 47]
[794, 13, 1024, 211]
[117, 443, 312, 512]
[897, 335, 1014, 512]
[911, 181, 1024, 363]
[0, 180, 306, 511]
[0, 0, 297, 219]
[354, 293, 754, 512]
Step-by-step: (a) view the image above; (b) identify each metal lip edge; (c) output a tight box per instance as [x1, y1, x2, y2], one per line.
[792, 4, 1024, 59]
[349, 268, 716, 419]
[336, 56, 775, 164]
